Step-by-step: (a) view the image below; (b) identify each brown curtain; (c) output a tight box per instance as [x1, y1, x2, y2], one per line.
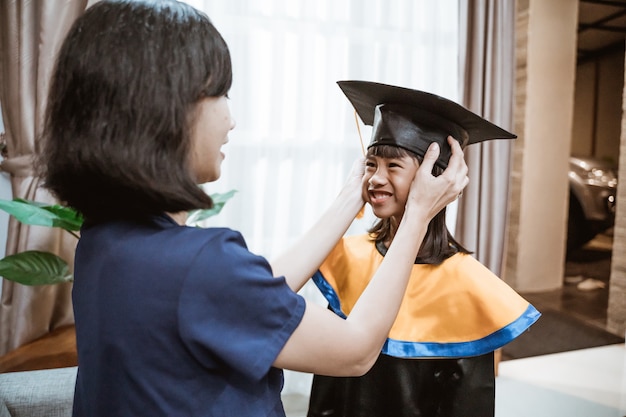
[455, 0, 516, 277]
[0, 0, 91, 355]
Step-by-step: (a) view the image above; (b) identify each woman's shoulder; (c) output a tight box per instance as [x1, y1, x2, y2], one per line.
[179, 224, 242, 240]
[174, 225, 252, 256]
[147, 214, 243, 241]
[81, 216, 249, 257]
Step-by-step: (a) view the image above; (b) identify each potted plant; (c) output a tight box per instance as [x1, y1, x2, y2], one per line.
[0, 190, 236, 286]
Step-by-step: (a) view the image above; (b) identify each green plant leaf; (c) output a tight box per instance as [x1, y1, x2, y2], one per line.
[187, 190, 237, 225]
[0, 251, 72, 285]
[0, 199, 83, 232]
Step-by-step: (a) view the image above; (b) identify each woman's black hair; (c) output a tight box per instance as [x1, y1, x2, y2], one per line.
[38, 0, 232, 223]
[366, 145, 471, 264]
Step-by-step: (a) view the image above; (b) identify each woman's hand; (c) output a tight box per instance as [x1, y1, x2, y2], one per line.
[406, 136, 469, 221]
[338, 156, 366, 204]
[347, 156, 366, 185]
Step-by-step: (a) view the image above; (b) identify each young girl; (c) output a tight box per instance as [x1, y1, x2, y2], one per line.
[307, 81, 541, 417]
[37, 2, 468, 416]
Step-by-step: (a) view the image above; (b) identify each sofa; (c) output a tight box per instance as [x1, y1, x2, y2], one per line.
[0, 366, 77, 417]
[0, 325, 78, 417]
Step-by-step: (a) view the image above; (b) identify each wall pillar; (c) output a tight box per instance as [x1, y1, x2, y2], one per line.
[607, 45, 626, 337]
[504, 0, 578, 292]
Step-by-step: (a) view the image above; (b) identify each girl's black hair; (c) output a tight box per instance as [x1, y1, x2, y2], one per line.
[366, 145, 472, 264]
[38, 0, 232, 223]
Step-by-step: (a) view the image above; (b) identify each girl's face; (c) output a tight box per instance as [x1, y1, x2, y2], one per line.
[189, 95, 236, 184]
[362, 153, 419, 220]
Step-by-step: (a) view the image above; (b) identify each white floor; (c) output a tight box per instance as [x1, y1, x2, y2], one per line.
[496, 343, 626, 417]
[282, 343, 626, 417]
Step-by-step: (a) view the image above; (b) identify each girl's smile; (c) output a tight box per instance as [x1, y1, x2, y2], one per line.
[368, 190, 393, 205]
[362, 154, 419, 220]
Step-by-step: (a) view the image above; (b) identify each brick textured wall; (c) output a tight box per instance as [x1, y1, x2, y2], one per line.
[607, 47, 626, 337]
[503, 0, 529, 288]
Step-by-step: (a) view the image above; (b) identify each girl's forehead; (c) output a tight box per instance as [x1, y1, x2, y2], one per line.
[367, 146, 414, 159]
[366, 153, 417, 163]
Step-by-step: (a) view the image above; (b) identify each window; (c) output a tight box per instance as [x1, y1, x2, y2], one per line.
[183, 0, 459, 396]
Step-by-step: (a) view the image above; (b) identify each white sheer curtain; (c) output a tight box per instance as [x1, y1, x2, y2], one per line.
[184, 0, 458, 396]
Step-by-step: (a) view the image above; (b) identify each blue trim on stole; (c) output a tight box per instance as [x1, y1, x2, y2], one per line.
[312, 271, 542, 358]
[312, 271, 347, 319]
[382, 304, 540, 358]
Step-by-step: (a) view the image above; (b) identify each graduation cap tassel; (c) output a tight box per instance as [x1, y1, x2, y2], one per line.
[353, 109, 366, 220]
[354, 109, 366, 156]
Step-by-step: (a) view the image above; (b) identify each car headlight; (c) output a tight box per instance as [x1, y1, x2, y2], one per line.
[584, 167, 618, 188]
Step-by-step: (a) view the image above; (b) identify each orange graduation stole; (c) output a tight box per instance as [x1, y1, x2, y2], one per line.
[313, 234, 540, 358]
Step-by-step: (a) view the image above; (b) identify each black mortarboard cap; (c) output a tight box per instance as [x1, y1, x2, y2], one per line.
[338, 80, 517, 169]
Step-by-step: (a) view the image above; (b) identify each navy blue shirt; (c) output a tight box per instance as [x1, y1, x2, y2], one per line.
[72, 215, 306, 416]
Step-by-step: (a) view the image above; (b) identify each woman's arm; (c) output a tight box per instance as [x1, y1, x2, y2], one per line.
[269, 158, 365, 292]
[274, 137, 469, 376]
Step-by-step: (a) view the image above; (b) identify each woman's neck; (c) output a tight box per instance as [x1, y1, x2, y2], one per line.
[167, 211, 189, 226]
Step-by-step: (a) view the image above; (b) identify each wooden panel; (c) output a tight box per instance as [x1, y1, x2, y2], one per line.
[0, 325, 77, 373]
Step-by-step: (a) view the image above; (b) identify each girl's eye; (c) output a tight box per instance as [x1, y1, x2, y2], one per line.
[365, 161, 376, 168]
